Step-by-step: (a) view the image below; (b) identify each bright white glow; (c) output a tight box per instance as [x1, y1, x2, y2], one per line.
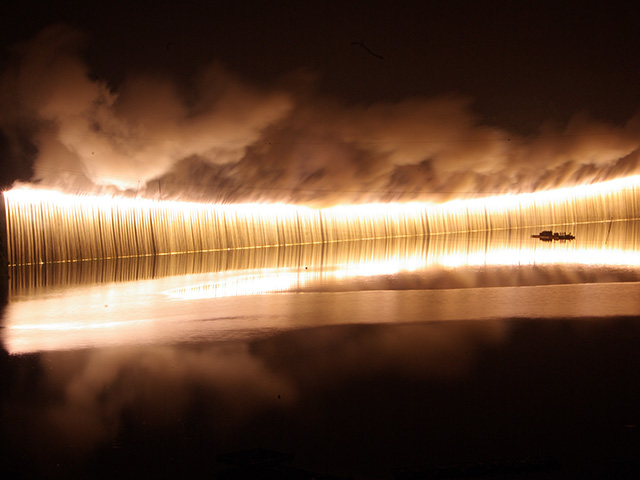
[5, 216, 640, 353]
[439, 246, 640, 268]
[10, 319, 149, 332]
[4, 175, 640, 354]
[6, 174, 640, 212]
[164, 271, 306, 299]
[5, 172, 640, 264]
[162, 256, 428, 301]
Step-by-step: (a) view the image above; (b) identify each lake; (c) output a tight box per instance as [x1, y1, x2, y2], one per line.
[2, 222, 640, 478]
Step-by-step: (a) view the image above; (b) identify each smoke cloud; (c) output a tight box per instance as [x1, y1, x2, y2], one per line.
[1, 25, 640, 205]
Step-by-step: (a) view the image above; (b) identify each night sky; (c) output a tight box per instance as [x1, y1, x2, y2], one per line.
[1, 1, 640, 204]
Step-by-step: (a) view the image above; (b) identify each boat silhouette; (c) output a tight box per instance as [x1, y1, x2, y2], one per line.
[531, 230, 575, 241]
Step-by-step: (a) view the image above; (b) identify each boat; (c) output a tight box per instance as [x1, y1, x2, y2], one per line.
[531, 230, 575, 241]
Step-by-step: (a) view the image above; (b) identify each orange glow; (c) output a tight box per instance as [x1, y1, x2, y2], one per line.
[163, 270, 307, 299]
[439, 245, 640, 268]
[5, 176, 640, 354]
[4, 216, 640, 353]
[10, 319, 150, 332]
[162, 256, 428, 300]
[4, 175, 640, 266]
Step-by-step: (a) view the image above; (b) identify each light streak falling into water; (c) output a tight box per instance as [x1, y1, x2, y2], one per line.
[4, 176, 640, 354]
[4, 175, 640, 266]
[4, 216, 640, 354]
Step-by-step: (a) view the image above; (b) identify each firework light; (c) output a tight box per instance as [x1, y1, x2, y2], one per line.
[3, 175, 640, 266]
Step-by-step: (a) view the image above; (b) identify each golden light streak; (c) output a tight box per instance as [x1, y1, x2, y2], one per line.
[5, 219, 640, 353]
[162, 255, 428, 301]
[164, 271, 306, 299]
[161, 235, 640, 301]
[4, 175, 640, 266]
[440, 246, 640, 268]
[5, 176, 640, 355]
[6, 217, 640, 295]
[10, 319, 150, 332]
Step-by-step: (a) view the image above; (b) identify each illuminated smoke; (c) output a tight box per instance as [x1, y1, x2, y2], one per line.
[0, 26, 292, 192]
[1, 25, 639, 204]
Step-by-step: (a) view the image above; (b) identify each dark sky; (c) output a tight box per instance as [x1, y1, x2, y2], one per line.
[4, 1, 637, 126]
[1, 1, 640, 203]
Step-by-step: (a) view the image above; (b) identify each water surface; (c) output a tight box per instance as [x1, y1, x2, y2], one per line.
[2, 223, 640, 478]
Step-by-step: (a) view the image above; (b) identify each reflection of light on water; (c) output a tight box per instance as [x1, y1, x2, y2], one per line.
[164, 271, 306, 299]
[331, 256, 425, 277]
[163, 256, 426, 300]
[9, 215, 640, 295]
[5, 221, 640, 354]
[163, 241, 640, 301]
[9, 319, 148, 332]
[442, 246, 640, 268]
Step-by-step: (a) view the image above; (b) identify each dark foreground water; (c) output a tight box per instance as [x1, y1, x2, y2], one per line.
[2, 223, 640, 478]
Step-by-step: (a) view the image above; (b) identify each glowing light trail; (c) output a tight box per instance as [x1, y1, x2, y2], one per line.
[5, 217, 640, 353]
[3, 175, 640, 266]
[8, 218, 640, 296]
